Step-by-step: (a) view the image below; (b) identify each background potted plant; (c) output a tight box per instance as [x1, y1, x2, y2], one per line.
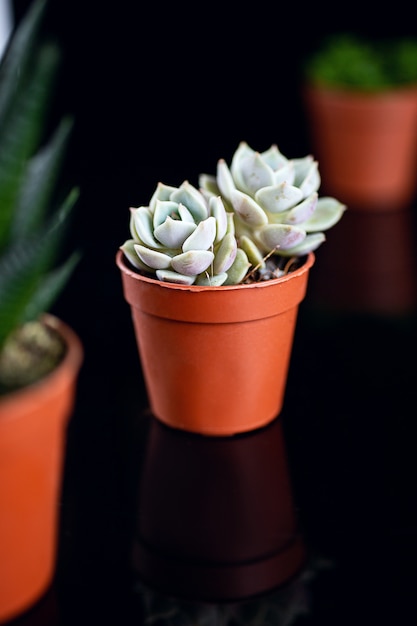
[0, 0, 83, 621]
[116, 140, 345, 436]
[302, 33, 417, 212]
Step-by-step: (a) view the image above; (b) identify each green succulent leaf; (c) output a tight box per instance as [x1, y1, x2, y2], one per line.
[12, 117, 74, 239]
[0, 0, 81, 353]
[198, 173, 219, 197]
[195, 272, 228, 286]
[239, 235, 266, 268]
[0, 42, 60, 252]
[0, 187, 79, 348]
[213, 233, 237, 274]
[224, 248, 251, 285]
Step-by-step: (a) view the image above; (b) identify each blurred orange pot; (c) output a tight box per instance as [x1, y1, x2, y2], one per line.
[303, 85, 417, 212]
[0, 315, 83, 623]
[116, 249, 314, 436]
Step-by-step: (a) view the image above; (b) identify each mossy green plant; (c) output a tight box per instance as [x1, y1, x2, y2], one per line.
[304, 33, 417, 92]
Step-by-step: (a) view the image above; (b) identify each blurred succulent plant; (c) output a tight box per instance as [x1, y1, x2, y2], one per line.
[121, 142, 346, 286]
[0, 0, 80, 392]
[199, 141, 346, 281]
[121, 180, 239, 286]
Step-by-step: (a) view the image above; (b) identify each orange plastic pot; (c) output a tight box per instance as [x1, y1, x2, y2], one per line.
[116, 249, 314, 436]
[303, 85, 417, 212]
[0, 315, 83, 623]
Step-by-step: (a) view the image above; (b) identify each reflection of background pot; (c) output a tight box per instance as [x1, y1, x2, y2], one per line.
[133, 413, 305, 602]
[303, 86, 417, 212]
[307, 208, 417, 316]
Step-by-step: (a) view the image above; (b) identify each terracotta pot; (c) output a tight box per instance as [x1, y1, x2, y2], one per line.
[303, 85, 417, 212]
[0, 315, 83, 623]
[116, 250, 315, 436]
[133, 413, 306, 601]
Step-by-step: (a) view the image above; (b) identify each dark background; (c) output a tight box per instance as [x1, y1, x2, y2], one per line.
[6, 1, 417, 624]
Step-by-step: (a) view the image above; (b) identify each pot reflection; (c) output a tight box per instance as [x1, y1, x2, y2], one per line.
[308, 206, 417, 316]
[132, 414, 306, 602]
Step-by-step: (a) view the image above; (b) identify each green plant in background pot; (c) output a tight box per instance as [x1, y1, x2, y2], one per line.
[116, 140, 346, 436]
[302, 33, 417, 211]
[304, 33, 417, 91]
[0, 0, 83, 621]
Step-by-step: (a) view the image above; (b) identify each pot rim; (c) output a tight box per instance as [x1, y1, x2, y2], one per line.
[115, 248, 315, 293]
[0, 314, 83, 421]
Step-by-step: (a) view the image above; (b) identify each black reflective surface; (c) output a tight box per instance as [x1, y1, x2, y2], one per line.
[5, 1, 417, 624]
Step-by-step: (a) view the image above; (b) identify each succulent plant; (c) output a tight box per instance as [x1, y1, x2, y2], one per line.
[121, 180, 239, 286]
[198, 141, 346, 280]
[0, 0, 80, 392]
[121, 142, 346, 286]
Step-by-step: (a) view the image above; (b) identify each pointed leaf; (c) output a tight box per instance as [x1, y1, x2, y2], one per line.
[224, 248, 251, 285]
[120, 240, 153, 272]
[213, 233, 237, 273]
[0, 43, 61, 251]
[149, 182, 177, 211]
[281, 192, 318, 225]
[260, 144, 288, 170]
[255, 182, 303, 213]
[230, 141, 255, 190]
[302, 197, 347, 232]
[155, 269, 196, 285]
[216, 158, 236, 201]
[134, 244, 172, 270]
[182, 217, 216, 252]
[198, 173, 219, 196]
[12, 117, 74, 238]
[272, 161, 295, 186]
[171, 250, 214, 276]
[230, 188, 268, 226]
[195, 272, 228, 286]
[154, 215, 196, 248]
[239, 235, 266, 268]
[170, 180, 208, 221]
[133, 207, 164, 248]
[153, 200, 179, 228]
[279, 232, 326, 256]
[235, 152, 275, 195]
[257, 224, 306, 251]
[23, 251, 81, 322]
[209, 195, 228, 242]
